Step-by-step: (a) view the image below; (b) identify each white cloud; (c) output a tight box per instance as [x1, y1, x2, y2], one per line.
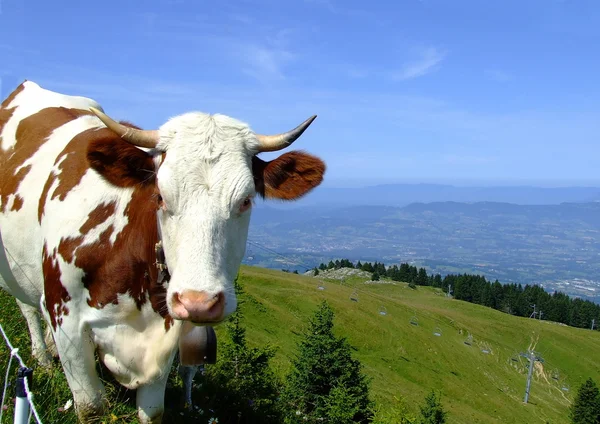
[136, 13, 297, 84]
[236, 44, 295, 82]
[392, 47, 447, 81]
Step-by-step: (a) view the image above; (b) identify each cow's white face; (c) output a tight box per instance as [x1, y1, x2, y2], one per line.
[155, 113, 260, 323]
[88, 107, 325, 326]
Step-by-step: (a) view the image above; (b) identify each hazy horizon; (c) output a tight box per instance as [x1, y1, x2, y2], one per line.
[319, 177, 600, 189]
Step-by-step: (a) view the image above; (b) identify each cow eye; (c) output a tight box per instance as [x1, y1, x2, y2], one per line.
[240, 196, 252, 213]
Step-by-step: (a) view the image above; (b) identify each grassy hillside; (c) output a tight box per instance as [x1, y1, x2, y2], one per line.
[234, 266, 600, 423]
[1, 265, 599, 423]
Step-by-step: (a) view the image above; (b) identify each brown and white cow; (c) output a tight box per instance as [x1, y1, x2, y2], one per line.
[0, 80, 325, 423]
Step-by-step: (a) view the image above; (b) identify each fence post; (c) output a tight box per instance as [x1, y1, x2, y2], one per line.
[14, 367, 33, 424]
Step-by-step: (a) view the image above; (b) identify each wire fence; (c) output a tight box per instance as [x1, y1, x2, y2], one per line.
[0, 323, 42, 424]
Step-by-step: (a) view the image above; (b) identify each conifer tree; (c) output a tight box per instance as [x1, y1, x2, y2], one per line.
[570, 377, 600, 424]
[281, 301, 373, 423]
[201, 276, 282, 423]
[417, 268, 429, 286]
[418, 390, 447, 424]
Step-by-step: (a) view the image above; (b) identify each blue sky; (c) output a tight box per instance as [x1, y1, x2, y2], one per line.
[1, 0, 599, 187]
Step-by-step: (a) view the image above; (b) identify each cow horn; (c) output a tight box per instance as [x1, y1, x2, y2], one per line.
[89, 107, 160, 149]
[256, 115, 317, 152]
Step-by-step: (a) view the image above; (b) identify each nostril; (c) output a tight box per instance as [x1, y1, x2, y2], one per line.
[208, 292, 225, 315]
[170, 291, 190, 319]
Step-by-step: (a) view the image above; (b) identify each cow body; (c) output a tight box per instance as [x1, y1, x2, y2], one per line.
[0, 81, 325, 423]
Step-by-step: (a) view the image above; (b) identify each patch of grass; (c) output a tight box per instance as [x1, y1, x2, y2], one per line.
[1, 265, 600, 423]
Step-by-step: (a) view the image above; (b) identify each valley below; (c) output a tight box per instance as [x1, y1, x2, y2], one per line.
[246, 200, 600, 304]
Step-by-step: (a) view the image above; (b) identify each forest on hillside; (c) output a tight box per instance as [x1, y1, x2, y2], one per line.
[315, 259, 600, 331]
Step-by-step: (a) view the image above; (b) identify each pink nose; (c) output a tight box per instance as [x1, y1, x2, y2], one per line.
[171, 290, 225, 323]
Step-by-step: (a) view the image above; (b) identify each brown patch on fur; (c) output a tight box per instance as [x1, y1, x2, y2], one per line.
[1, 105, 92, 213]
[42, 244, 71, 331]
[252, 150, 326, 200]
[0, 82, 26, 149]
[87, 132, 156, 188]
[164, 316, 174, 331]
[50, 127, 107, 202]
[11, 195, 24, 211]
[0, 104, 17, 149]
[0, 81, 25, 108]
[72, 184, 169, 320]
[80, 202, 117, 235]
[38, 173, 57, 223]
[58, 235, 85, 264]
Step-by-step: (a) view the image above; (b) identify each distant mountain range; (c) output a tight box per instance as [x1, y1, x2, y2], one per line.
[260, 183, 600, 209]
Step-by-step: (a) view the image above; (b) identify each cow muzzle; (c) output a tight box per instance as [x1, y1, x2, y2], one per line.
[170, 290, 225, 323]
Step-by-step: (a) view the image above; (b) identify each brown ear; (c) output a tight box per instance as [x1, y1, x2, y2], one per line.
[253, 150, 326, 200]
[87, 130, 156, 188]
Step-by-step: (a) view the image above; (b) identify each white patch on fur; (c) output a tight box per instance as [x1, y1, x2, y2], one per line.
[88, 295, 182, 389]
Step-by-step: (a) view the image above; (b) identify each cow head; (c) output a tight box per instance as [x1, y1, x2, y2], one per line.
[87, 108, 325, 325]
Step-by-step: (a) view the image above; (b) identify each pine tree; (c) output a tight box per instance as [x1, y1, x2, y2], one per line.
[200, 277, 282, 423]
[372, 271, 380, 281]
[281, 301, 373, 423]
[418, 390, 447, 424]
[409, 266, 418, 283]
[417, 268, 429, 286]
[570, 377, 600, 424]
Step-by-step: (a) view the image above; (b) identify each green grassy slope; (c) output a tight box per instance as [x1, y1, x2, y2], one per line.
[1, 265, 599, 423]
[234, 265, 600, 424]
